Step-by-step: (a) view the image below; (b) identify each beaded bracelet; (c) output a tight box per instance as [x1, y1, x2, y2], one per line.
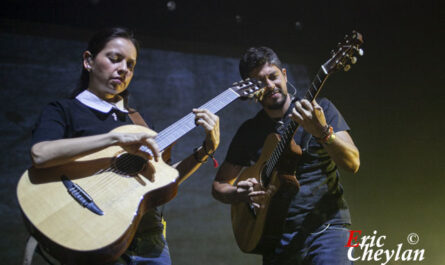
[193, 141, 219, 167]
[193, 146, 208, 163]
[315, 125, 336, 145]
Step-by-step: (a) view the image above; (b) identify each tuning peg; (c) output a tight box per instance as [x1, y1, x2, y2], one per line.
[351, 57, 357, 64]
[354, 47, 364, 56]
[344, 65, 351, 72]
[255, 90, 264, 101]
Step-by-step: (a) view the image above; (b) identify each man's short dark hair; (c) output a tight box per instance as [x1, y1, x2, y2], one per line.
[239, 47, 283, 80]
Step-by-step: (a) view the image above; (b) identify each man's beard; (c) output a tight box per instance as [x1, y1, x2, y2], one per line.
[262, 90, 287, 110]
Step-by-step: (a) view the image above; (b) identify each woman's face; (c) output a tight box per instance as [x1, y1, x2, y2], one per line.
[84, 37, 137, 101]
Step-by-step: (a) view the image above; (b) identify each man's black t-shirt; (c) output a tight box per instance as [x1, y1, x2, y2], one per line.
[225, 98, 351, 232]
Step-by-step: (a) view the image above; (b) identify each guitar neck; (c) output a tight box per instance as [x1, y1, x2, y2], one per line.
[262, 30, 364, 180]
[155, 88, 240, 151]
[264, 67, 330, 177]
[282, 67, 329, 142]
[305, 66, 329, 102]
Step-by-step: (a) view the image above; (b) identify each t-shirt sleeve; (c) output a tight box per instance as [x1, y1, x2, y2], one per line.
[31, 101, 67, 146]
[319, 98, 350, 132]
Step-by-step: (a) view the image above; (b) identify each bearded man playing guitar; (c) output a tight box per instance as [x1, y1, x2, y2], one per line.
[212, 46, 360, 265]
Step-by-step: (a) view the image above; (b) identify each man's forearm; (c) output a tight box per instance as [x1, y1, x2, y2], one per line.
[323, 131, 360, 173]
[212, 181, 240, 204]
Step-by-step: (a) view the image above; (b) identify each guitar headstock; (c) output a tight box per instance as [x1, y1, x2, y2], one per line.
[230, 78, 265, 101]
[323, 31, 364, 74]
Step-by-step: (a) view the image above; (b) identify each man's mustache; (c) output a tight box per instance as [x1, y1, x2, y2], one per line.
[263, 87, 282, 97]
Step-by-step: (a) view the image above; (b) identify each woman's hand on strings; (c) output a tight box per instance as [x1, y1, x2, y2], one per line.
[110, 132, 161, 161]
[193, 108, 220, 153]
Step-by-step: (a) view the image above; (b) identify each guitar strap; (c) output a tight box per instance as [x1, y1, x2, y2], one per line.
[127, 108, 149, 128]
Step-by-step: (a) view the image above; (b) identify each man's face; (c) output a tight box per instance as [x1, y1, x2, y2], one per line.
[249, 63, 288, 110]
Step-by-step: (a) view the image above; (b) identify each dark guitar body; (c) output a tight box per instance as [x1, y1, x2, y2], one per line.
[231, 133, 301, 253]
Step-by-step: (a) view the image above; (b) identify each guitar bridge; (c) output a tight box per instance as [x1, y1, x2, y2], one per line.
[61, 175, 104, 215]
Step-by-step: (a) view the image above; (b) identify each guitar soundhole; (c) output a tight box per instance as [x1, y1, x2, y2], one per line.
[113, 153, 147, 176]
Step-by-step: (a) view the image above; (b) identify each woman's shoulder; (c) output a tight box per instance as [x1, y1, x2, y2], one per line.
[43, 98, 87, 112]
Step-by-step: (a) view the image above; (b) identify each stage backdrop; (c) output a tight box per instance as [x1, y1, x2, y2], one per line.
[2, 26, 443, 264]
[0, 32, 309, 265]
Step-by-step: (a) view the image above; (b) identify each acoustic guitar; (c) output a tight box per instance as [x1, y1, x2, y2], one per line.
[16, 79, 264, 264]
[231, 31, 364, 254]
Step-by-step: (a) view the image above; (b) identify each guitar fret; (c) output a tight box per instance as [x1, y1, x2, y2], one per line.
[155, 89, 240, 151]
[278, 143, 284, 154]
[307, 89, 314, 101]
[316, 73, 322, 84]
[264, 67, 330, 178]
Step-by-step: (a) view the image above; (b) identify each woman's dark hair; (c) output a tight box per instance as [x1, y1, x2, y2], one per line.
[239, 46, 282, 80]
[70, 27, 140, 101]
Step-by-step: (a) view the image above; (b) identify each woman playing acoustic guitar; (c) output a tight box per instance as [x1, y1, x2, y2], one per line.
[27, 27, 219, 265]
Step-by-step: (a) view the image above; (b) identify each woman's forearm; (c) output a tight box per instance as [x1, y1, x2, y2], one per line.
[31, 133, 119, 168]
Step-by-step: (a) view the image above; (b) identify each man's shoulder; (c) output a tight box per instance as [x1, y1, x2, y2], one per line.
[317, 97, 332, 108]
[317, 97, 340, 115]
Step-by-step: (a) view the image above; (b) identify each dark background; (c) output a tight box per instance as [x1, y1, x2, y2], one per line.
[1, 0, 443, 264]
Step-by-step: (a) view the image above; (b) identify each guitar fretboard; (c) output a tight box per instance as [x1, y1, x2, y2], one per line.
[264, 68, 329, 178]
[141, 88, 240, 154]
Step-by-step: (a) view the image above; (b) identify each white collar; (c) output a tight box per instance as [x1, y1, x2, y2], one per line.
[76, 90, 128, 113]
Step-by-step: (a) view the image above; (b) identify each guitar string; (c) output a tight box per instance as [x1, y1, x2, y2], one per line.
[263, 70, 325, 184]
[265, 119, 292, 179]
[83, 89, 241, 195]
[86, 153, 138, 194]
[87, 82, 264, 195]
[258, 43, 359, 184]
[155, 89, 236, 149]
[85, 93, 227, 192]
[108, 88, 239, 170]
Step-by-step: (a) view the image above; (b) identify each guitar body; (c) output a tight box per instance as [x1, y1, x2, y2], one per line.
[16, 125, 179, 264]
[231, 133, 301, 254]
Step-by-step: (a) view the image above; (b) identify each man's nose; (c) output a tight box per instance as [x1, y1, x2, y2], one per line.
[265, 79, 275, 89]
